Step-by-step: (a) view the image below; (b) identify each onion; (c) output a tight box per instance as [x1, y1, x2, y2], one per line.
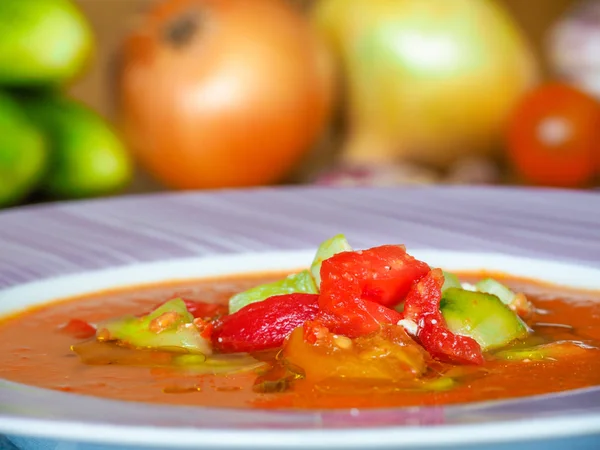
[118, 0, 335, 189]
[311, 0, 539, 169]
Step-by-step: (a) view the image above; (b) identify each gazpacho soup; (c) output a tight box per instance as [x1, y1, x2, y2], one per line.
[1, 235, 599, 410]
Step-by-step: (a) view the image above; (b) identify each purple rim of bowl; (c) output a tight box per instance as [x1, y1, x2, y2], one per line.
[0, 186, 599, 436]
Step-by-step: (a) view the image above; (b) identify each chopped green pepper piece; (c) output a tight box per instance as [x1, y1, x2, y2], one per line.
[475, 278, 515, 305]
[228, 270, 317, 314]
[415, 376, 456, 392]
[442, 271, 462, 292]
[494, 341, 594, 361]
[312, 375, 455, 395]
[96, 298, 211, 355]
[72, 341, 266, 374]
[173, 353, 267, 374]
[441, 288, 529, 351]
[173, 354, 207, 365]
[310, 234, 353, 286]
[72, 340, 176, 366]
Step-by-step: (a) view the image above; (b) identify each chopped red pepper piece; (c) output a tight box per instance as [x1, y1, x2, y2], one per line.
[60, 319, 96, 339]
[193, 317, 214, 340]
[318, 245, 428, 337]
[211, 293, 320, 353]
[403, 269, 483, 365]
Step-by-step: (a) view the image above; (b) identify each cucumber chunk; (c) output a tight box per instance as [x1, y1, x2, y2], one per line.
[228, 270, 317, 314]
[441, 288, 529, 350]
[96, 298, 211, 355]
[228, 233, 351, 314]
[475, 278, 515, 305]
[442, 271, 462, 292]
[494, 341, 594, 361]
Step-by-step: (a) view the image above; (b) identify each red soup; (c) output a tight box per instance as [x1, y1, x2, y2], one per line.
[0, 266, 599, 410]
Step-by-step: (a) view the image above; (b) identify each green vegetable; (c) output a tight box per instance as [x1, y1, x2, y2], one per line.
[228, 234, 352, 313]
[0, 92, 47, 207]
[72, 340, 265, 374]
[174, 353, 268, 375]
[0, 0, 93, 86]
[228, 270, 317, 314]
[96, 298, 211, 355]
[417, 376, 456, 392]
[475, 278, 516, 305]
[494, 341, 593, 361]
[20, 94, 132, 199]
[145, 298, 194, 323]
[442, 271, 462, 292]
[72, 340, 193, 366]
[441, 288, 529, 350]
[313, 376, 456, 396]
[310, 234, 353, 286]
[173, 354, 207, 366]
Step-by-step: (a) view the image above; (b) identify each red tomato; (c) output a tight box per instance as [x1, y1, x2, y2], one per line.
[404, 269, 483, 365]
[506, 83, 600, 187]
[319, 245, 429, 337]
[211, 293, 319, 353]
[181, 299, 227, 320]
[60, 319, 96, 339]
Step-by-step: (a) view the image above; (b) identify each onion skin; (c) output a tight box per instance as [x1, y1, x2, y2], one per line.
[311, 0, 539, 169]
[118, 0, 335, 189]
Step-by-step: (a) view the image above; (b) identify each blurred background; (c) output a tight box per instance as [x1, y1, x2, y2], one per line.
[1, 0, 599, 209]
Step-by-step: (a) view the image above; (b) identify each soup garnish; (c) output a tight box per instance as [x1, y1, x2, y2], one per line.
[76, 235, 575, 384]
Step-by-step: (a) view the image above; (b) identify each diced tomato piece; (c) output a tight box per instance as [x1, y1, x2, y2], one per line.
[403, 269, 483, 365]
[363, 301, 403, 325]
[318, 245, 429, 337]
[360, 246, 430, 308]
[193, 317, 214, 340]
[181, 299, 228, 320]
[211, 293, 320, 353]
[403, 268, 444, 323]
[417, 314, 484, 365]
[60, 319, 96, 339]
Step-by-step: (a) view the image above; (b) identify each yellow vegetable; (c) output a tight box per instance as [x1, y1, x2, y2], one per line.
[312, 0, 539, 168]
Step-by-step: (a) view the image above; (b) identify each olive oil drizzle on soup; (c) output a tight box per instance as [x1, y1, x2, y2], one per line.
[0, 273, 599, 410]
